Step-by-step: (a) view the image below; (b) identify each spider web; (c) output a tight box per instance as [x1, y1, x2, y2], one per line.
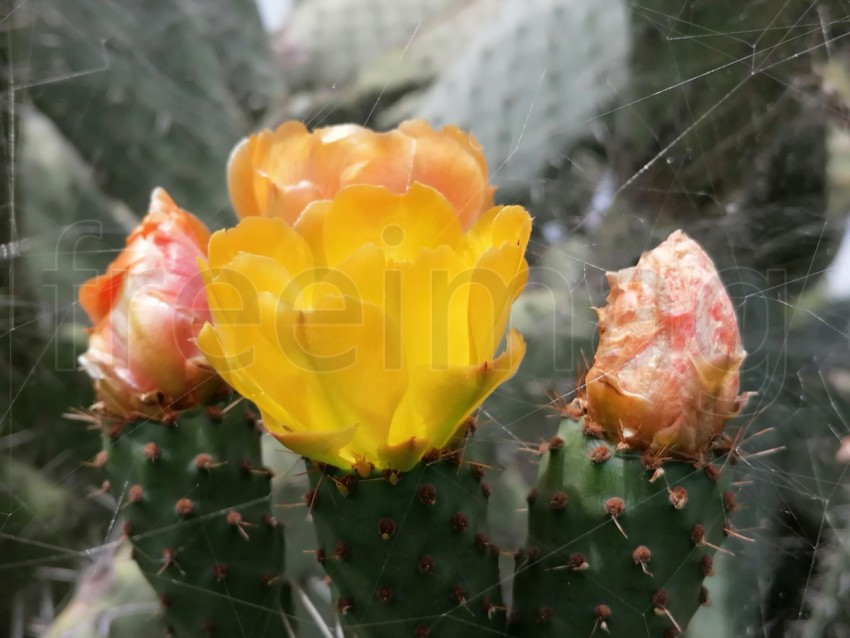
[4, 1, 850, 637]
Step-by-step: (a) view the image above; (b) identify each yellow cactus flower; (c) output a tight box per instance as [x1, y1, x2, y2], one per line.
[198, 183, 530, 471]
[227, 119, 494, 229]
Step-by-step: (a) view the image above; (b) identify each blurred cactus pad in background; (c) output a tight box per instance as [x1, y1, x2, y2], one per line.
[4, 1, 850, 637]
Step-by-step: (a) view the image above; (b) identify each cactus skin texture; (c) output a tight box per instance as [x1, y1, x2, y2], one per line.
[307, 449, 505, 637]
[509, 408, 735, 637]
[275, 0, 465, 90]
[101, 401, 289, 637]
[377, 0, 630, 194]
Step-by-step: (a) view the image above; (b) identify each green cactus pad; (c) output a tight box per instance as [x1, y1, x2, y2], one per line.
[376, 0, 629, 193]
[509, 414, 736, 638]
[101, 402, 289, 637]
[307, 451, 505, 638]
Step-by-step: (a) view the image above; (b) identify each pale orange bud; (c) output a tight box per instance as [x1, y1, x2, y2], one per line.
[585, 230, 749, 456]
[78, 189, 220, 419]
[837, 436, 850, 463]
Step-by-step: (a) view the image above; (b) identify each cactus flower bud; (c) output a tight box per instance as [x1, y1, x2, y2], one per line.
[585, 230, 749, 456]
[227, 119, 494, 228]
[79, 189, 220, 418]
[838, 436, 850, 463]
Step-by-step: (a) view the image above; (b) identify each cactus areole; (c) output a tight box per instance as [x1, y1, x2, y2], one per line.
[585, 230, 750, 457]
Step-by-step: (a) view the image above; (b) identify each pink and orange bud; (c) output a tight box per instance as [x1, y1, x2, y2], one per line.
[585, 230, 749, 456]
[227, 119, 494, 228]
[837, 436, 850, 463]
[78, 189, 220, 419]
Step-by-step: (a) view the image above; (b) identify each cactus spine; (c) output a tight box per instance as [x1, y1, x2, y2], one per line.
[509, 403, 736, 637]
[99, 400, 290, 637]
[306, 442, 505, 637]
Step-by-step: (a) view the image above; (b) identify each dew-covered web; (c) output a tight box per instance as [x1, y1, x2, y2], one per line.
[4, 1, 850, 637]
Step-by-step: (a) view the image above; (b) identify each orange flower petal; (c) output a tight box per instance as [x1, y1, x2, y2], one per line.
[227, 119, 493, 228]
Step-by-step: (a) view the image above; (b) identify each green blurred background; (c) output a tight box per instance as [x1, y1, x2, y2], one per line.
[4, 1, 850, 636]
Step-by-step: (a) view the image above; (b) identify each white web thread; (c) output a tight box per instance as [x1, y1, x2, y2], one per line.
[3, 2, 850, 637]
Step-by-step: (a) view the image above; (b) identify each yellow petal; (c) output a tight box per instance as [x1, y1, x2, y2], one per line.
[491, 205, 533, 248]
[293, 201, 332, 266]
[397, 245, 470, 368]
[320, 184, 465, 266]
[321, 244, 475, 370]
[207, 252, 312, 327]
[197, 323, 292, 426]
[271, 424, 358, 468]
[390, 329, 526, 450]
[270, 294, 408, 456]
[202, 264, 262, 331]
[227, 131, 274, 219]
[462, 205, 532, 265]
[234, 252, 303, 299]
[467, 243, 528, 363]
[376, 436, 431, 472]
[200, 296, 347, 435]
[207, 216, 314, 275]
[330, 244, 395, 313]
